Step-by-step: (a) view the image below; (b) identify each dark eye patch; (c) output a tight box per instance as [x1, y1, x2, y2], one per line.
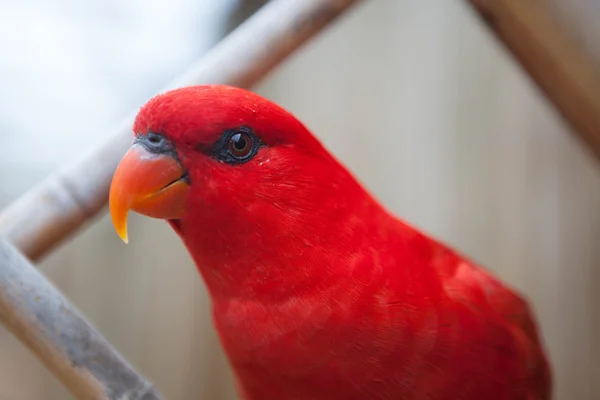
[201, 126, 263, 165]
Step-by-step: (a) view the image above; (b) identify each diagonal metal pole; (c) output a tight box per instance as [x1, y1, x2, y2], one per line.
[466, 0, 600, 162]
[0, 0, 364, 261]
[0, 239, 163, 400]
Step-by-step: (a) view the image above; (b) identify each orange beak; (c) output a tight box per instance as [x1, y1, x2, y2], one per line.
[109, 143, 189, 243]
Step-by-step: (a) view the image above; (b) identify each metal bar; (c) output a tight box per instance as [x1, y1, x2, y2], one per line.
[0, 239, 163, 400]
[466, 0, 600, 162]
[0, 0, 363, 261]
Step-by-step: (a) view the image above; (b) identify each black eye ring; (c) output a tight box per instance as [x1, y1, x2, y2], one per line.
[205, 127, 262, 164]
[227, 131, 253, 159]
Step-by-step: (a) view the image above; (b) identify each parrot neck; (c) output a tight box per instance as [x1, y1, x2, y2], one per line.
[175, 168, 427, 304]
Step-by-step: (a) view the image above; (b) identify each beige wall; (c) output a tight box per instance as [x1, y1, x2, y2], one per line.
[0, 1, 599, 399]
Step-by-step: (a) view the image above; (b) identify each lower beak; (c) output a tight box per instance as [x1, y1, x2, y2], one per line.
[109, 143, 189, 243]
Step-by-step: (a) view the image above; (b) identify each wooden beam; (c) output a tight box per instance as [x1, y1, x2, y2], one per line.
[467, 0, 600, 162]
[0, 239, 163, 400]
[0, 0, 363, 261]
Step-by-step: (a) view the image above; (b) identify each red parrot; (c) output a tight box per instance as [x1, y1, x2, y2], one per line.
[109, 85, 551, 399]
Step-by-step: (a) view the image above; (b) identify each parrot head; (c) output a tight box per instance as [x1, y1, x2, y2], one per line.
[109, 85, 359, 249]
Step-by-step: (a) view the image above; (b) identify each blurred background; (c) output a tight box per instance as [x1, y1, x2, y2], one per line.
[1, 0, 599, 399]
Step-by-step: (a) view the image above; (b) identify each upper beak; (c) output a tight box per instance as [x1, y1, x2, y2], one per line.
[109, 142, 189, 243]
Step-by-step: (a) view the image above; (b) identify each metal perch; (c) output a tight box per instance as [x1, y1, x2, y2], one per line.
[468, 0, 600, 161]
[0, 239, 162, 400]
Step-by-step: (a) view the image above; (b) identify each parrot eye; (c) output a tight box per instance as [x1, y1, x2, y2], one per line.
[228, 132, 252, 158]
[207, 127, 261, 164]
